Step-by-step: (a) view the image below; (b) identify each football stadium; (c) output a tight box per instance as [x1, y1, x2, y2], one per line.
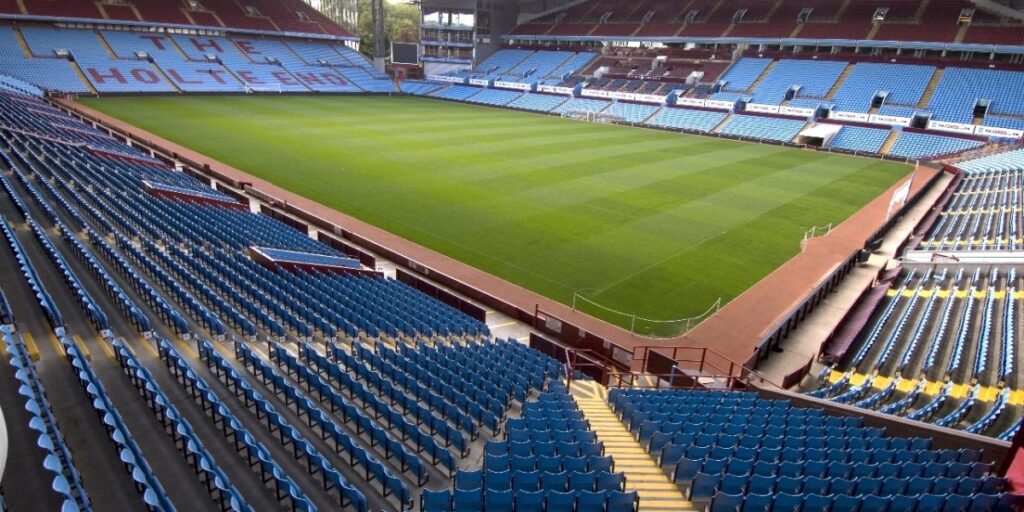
[0, 0, 1022, 511]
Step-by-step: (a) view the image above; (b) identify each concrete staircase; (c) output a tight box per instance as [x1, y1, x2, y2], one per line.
[954, 22, 971, 43]
[825, 62, 856, 99]
[94, 30, 120, 60]
[880, 130, 901, 154]
[833, 0, 855, 21]
[865, 22, 883, 40]
[912, 0, 932, 22]
[12, 26, 33, 58]
[150, 62, 183, 93]
[745, 59, 778, 94]
[571, 381, 695, 512]
[711, 114, 733, 134]
[917, 68, 945, 108]
[68, 60, 99, 95]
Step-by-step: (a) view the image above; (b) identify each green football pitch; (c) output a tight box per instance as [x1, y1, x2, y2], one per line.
[82, 95, 910, 335]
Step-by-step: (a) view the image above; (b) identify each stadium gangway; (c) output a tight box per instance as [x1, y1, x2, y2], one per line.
[999, 268, 1016, 384]
[971, 268, 1000, 382]
[196, 339, 368, 511]
[899, 268, 963, 375]
[59, 335, 175, 511]
[0, 214, 64, 330]
[851, 269, 919, 367]
[870, 268, 936, 374]
[3, 332, 93, 511]
[943, 268, 983, 379]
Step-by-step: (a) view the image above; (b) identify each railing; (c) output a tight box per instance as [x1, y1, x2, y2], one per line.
[562, 344, 785, 392]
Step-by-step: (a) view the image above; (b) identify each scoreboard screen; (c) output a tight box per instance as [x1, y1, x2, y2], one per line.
[392, 43, 419, 64]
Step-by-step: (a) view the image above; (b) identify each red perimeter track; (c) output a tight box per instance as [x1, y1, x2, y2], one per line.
[60, 98, 940, 374]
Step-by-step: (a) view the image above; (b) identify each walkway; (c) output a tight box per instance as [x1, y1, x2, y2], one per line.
[570, 380, 694, 512]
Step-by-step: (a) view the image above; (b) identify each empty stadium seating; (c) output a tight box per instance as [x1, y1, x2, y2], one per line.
[2, 2, 1024, 508]
[612, 388, 1010, 510]
[466, 88, 524, 107]
[831, 63, 936, 113]
[0, 87, 600, 511]
[747, 59, 849, 105]
[0, 0, 352, 37]
[811, 265, 1022, 440]
[602, 102, 660, 124]
[505, 0, 1003, 45]
[715, 58, 772, 94]
[427, 380, 635, 512]
[888, 132, 984, 160]
[508, 93, 570, 112]
[718, 115, 806, 142]
[552, 97, 611, 115]
[646, 108, 728, 133]
[0, 24, 391, 93]
[828, 126, 891, 154]
[928, 68, 1024, 124]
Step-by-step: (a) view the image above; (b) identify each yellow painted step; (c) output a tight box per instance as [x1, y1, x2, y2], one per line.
[570, 381, 698, 512]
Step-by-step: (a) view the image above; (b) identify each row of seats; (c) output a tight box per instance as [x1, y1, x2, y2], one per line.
[708, 488, 1013, 512]
[317, 343, 473, 454]
[0, 87, 570, 511]
[156, 338, 316, 511]
[718, 115, 806, 142]
[888, 132, 984, 160]
[923, 171, 1024, 251]
[234, 339, 416, 505]
[197, 339, 369, 510]
[0, 0, 350, 36]
[442, 49, 598, 85]
[609, 388, 1001, 508]
[809, 263, 1021, 438]
[59, 335, 174, 510]
[828, 126, 890, 154]
[422, 487, 639, 512]
[2, 330, 92, 511]
[419, 78, 988, 160]
[344, 343, 482, 441]
[1, 24, 390, 93]
[110, 338, 250, 511]
[434, 381, 635, 512]
[271, 340, 456, 475]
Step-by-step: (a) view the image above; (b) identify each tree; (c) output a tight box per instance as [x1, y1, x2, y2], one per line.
[356, 0, 420, 58]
